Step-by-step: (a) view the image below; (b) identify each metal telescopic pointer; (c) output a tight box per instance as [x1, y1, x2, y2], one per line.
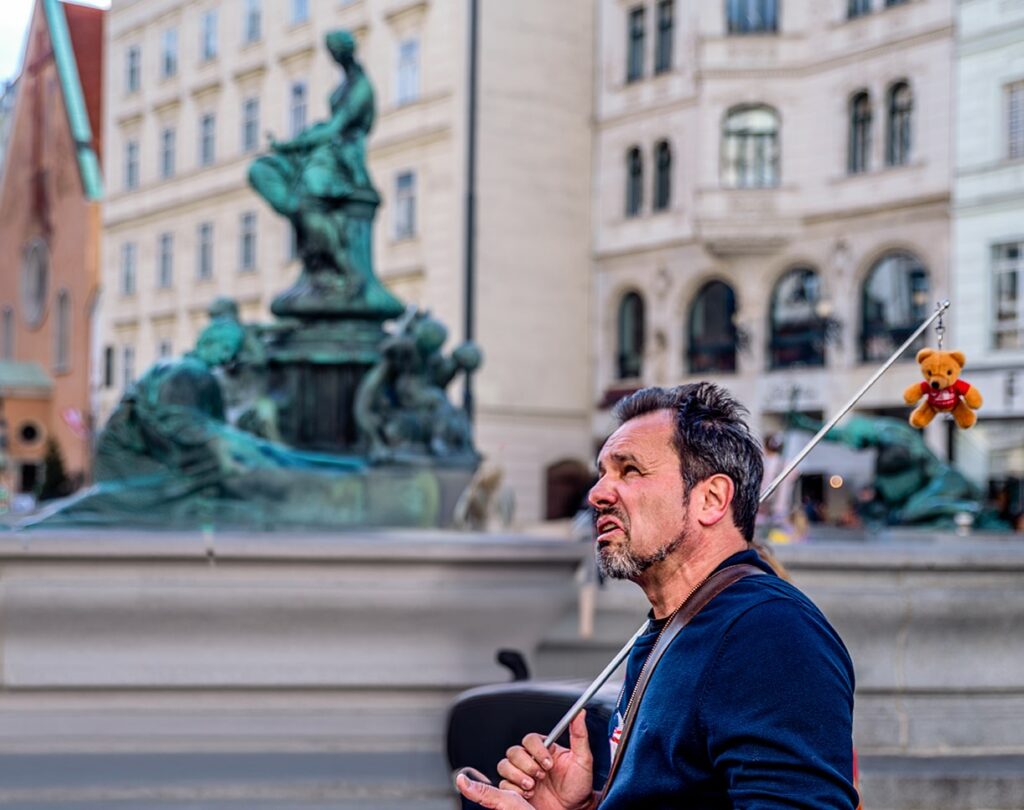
[537, 299, 952, 749]
[456, 301, 950, 790]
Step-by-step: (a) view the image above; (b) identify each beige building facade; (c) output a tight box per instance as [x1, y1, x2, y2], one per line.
[96, 0, 595, 522]
[593, 0, 955, 509]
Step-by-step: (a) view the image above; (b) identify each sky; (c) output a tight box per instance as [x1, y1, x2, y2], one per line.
[0, 0, 110, 86]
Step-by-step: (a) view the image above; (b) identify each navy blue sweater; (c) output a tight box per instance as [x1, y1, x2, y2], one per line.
[601, 549, 858, 809]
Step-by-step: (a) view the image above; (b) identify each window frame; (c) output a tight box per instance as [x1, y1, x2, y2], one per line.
[199, 112, 216, 167]
[726, 0, 779, 35]
[768, 267, 827, 370]
[688, 280, 738, 374]
[125, 45, 141, 94]
[993, 241, 1024, 350]
[627, 6, 646, 83]
[616, 291, 645, 380]
[160, 126, 176, 179]
[161, 27, 178, 79]
[393, 170, 417, 240]
[848, 90, 871, 175]
[200, 10, 219, 62]
[197, 222, 214, 280]
[654, 0, 674, 74]
[242, 97, 260, 153]
[157, 232, 174, 289]
[239, 212, 258, 272]
[860, 250, 930, 362]
[885, 80, 913, 167]
[625, 146, 644, 217]
[721, 104, 780, 189]
[120, 242, 137, 296]
[653, 140, 672, 212]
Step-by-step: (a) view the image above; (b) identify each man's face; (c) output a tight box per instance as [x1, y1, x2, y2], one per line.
[588, 410, 693, 580]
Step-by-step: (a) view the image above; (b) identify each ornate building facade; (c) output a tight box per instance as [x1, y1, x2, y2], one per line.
[593, 0, 955, 512]
[0, 0, 104, 496]
[96, 0, 594, 522]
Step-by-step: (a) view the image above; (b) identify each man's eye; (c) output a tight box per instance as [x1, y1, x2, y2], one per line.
[624, 465, 640, 475]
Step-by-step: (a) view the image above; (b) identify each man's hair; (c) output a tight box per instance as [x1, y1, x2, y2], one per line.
[612, 383, 763, 541]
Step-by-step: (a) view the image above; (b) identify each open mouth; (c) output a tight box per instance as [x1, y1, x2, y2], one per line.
[595, 517, 624, 543]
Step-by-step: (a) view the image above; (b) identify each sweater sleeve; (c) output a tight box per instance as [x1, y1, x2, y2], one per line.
[697, 597, 860, 809]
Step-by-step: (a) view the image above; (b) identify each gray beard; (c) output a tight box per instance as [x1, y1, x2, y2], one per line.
[596, 528, 687, 580]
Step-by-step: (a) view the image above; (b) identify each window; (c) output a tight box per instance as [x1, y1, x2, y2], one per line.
[886, 81, 912, 167]
[396, 38, 421, 106]
[394, 171, 416, 240]
[244, 0, 261, 43]
[157, 233, 174, 288]
[201, 10, 218, 61]
[125, 139, 139, 190]
[848, 91, 871, 174]
[120, 243, 137, 296]
[860, 251, 929, 361]
[994, 242, 1024, 349]
[160, 127, 176, 179]
[242, 97, 259, 153]
[722, 105, 779, 188]
[21, 239, 48, 327]
[291, 0, 309, 24]
[103, 345, 114, 388]
[240, 212, 257, 271]
[627, 7, 645, 83]
[161, 28, 178, 78]
[655, 1, 673, 74]
[653, 140, 671, 211]
[197, 223, 214, 279]
[617, 291, 645, 379]
[688, 281, 737, 374]
[726, 0, 778, 34]
[1, 307, 12, 360]
[287, 224, 299, 260]
[125, 45, 140, 93]
[290, 82, 307, 137]
[158, 339, 173, 359]
[769, 268, 826, 369]
[625, 146, 643, 216]
[199, 113, 216, 166]
[54, 289, 70, 372]
[122, 345, 135, 390]
[1007, 82, 1024, 160]
[885, 0, 908, 6]
[848, 0, 871, 18]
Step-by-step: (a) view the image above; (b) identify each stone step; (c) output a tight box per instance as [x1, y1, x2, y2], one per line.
[858, 755, 1024, 810]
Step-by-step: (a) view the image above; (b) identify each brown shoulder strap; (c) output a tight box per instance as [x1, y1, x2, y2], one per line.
[597, 563, 766, 805]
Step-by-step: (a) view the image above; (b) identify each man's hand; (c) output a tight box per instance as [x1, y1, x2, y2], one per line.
[455, 712, 596, 810]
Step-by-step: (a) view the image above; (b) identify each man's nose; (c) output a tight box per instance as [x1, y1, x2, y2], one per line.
[588, 477, 616, 508]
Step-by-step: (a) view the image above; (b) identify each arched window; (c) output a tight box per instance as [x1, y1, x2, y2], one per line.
[617, 291, 645, 379]
[722, 105, 779, 188]
[625, 147, 643, 217]
[688, 280, 737, 374]
[861, 251, 929, 361]
[886, 81, 912, 167]
[653, 140, 672, 211]
[848, 91, 871, 174]
[726, 0, 779, 34]
[54, 289, 70, 372]
[769, 268, 825, 369]
[1, 307, 13, 360]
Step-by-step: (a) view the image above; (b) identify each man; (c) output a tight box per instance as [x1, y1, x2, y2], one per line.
[457, 383, 858, 809]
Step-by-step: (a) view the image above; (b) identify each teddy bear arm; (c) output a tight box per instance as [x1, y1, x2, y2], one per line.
[964, 387, 982, 409]
[903, 382, 924, 405]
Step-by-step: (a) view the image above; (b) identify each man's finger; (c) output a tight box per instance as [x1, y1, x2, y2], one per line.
[521, 733, 555, 771]
[569, 710, 593, 767]
[456, 773, 532, 809]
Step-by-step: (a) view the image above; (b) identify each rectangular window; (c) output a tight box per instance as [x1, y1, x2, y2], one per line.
[160, 127, 176, 179]
[199, 113, 216, 166]
[396, 38, 421, 106]
[627, 7, 645, 83]
[291, 0, 309, 25]
[122, 345, 135, 390]
[54, 292, 70, 373]
[158, 339, 173, 359]
[161, 28, 178, 78]
[120, 242, 137, 295]
[197, 222, 214, 280]
[201, 10, 218, 61]
[884, 0, 908, 6]
[290, 82, 308, 137]
[727, 0, 779, 34]
[394, 171, 416, 240]
[125, 139, 139, 190]
[655, 0, 673, 74]
[1008, 82, 1024, 161]
[125, 45, 140, 93]
[158, 232, 174, 288]
[239, 212, 257, 271]
[848, 0, 871, 17]
[994, 242, 1024, 350]
[242, 98, 260, 153]
[244, 0, 261, 44]
[103, 345, 114, 388]
[287, 224, 299, 260]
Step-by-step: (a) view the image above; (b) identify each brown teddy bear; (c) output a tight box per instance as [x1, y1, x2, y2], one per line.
[903, 348, 982, 429]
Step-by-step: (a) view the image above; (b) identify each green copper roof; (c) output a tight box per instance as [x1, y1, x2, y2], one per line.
[0, 360, 54, 395]
[42, 0, 103, 201]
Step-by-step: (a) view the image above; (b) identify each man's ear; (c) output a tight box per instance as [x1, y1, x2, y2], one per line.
[694, 474, 735, 529]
